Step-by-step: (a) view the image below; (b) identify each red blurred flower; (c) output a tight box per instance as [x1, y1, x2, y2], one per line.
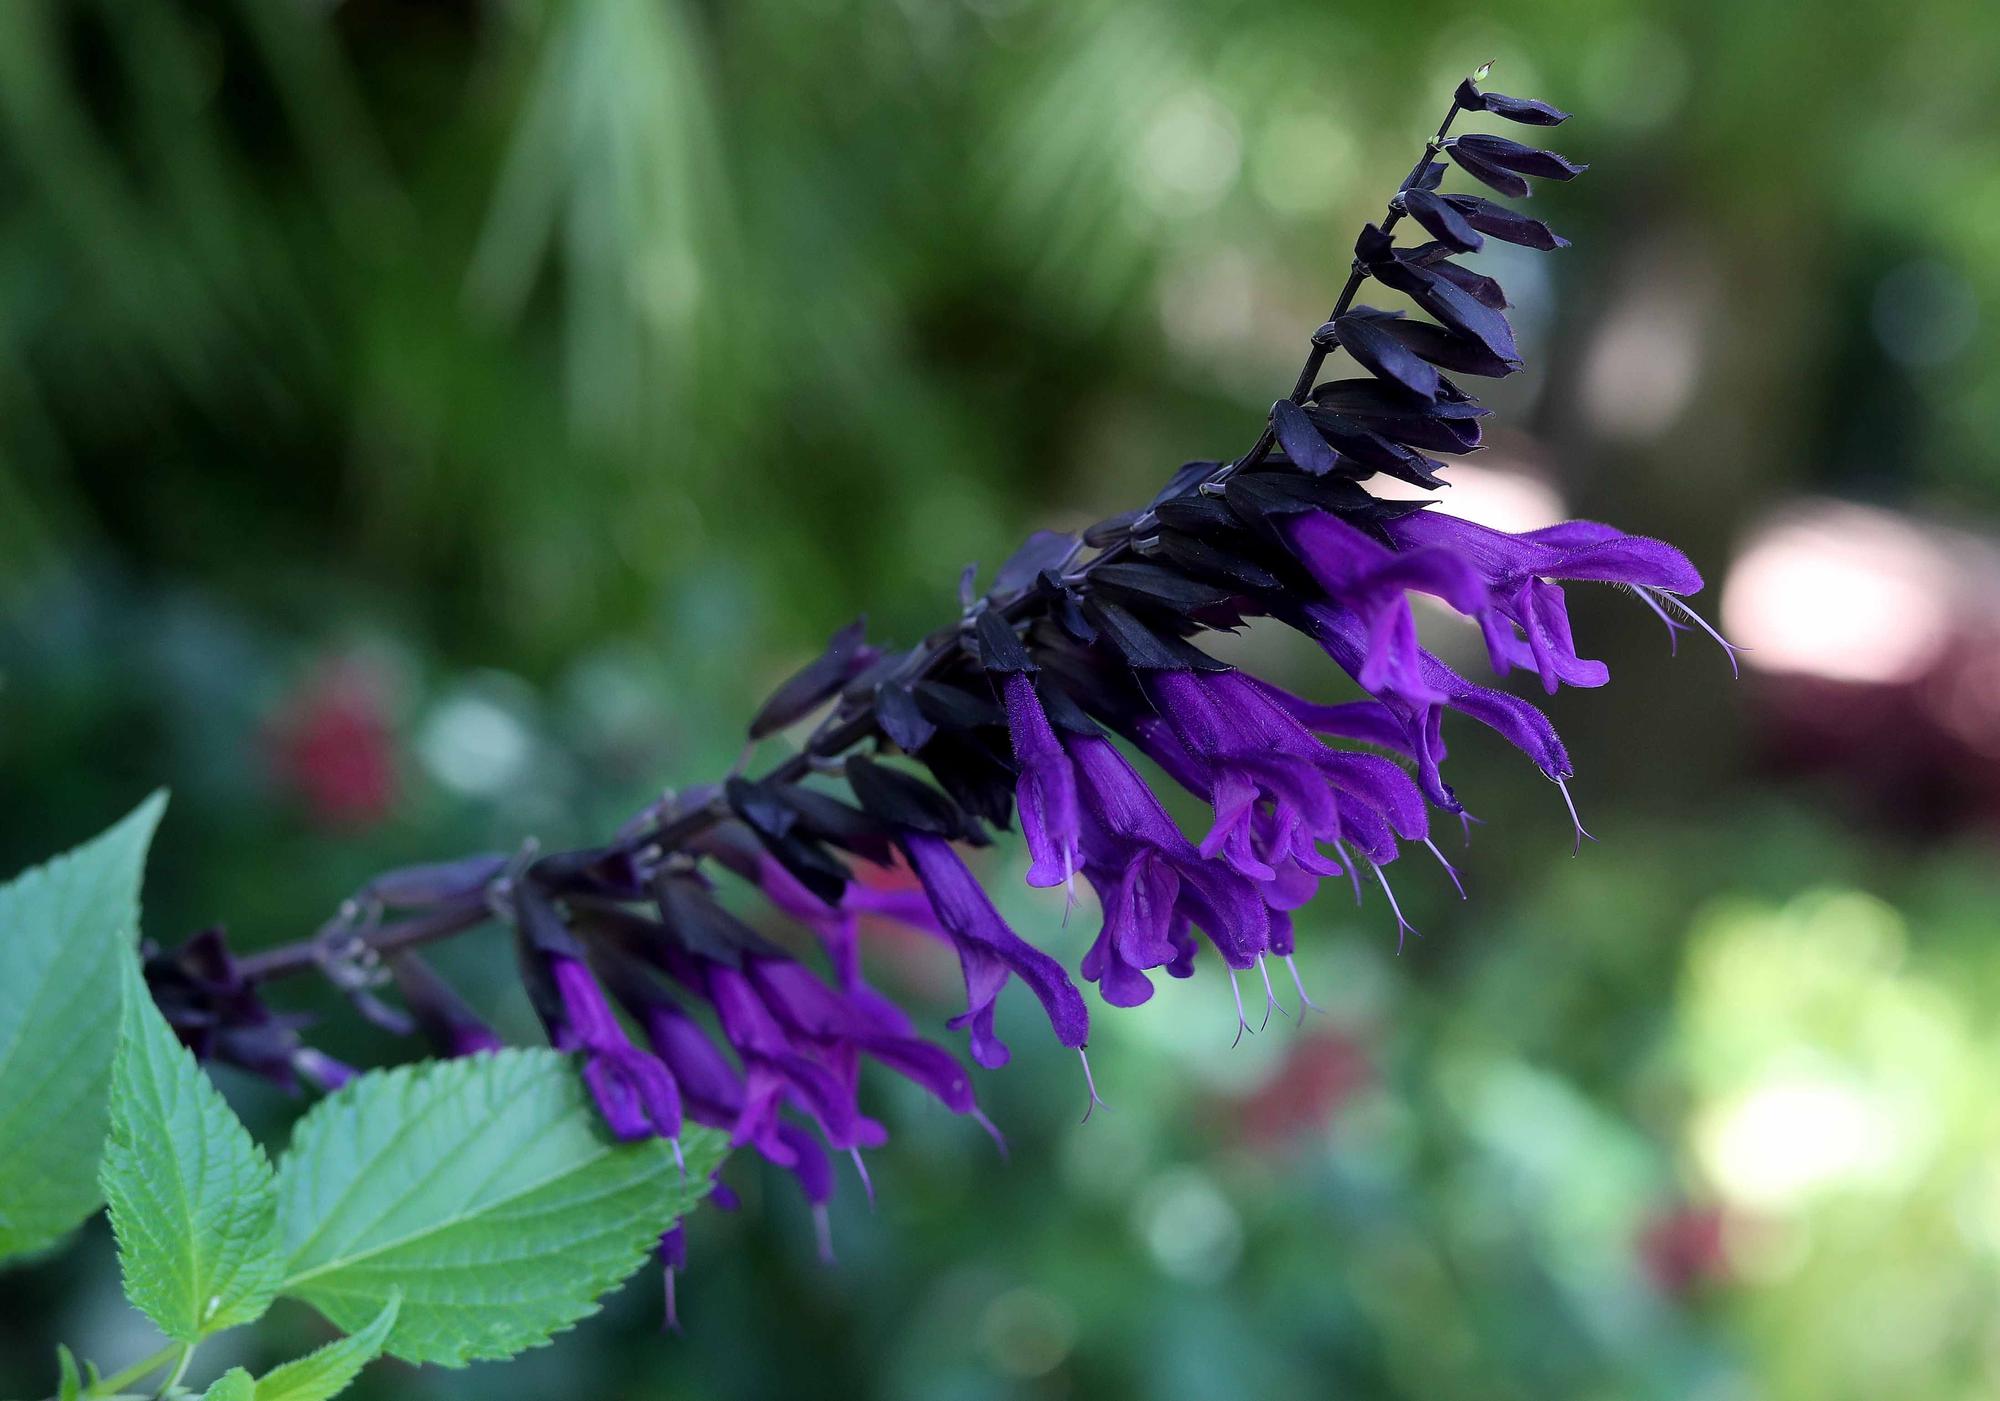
[1233, 1029, 1372, 1149]
[1636, 1202, 1730, 1297]
[266, 657, 399, 828]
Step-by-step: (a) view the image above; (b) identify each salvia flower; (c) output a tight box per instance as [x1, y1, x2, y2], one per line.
[1002, 670, 1082, 897]
[516, 883, 684, 1148]
[899, 831, 1090, 1070]
[1382, 511, 1703, 693]
[168, 70, 1739, 1308]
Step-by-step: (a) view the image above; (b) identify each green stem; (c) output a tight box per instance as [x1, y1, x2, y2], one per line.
[153, 1343, 195, 1397]
[83, 1341, 181, 1397]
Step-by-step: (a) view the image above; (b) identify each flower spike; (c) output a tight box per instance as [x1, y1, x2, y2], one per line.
[160, 74, 1718, 1276]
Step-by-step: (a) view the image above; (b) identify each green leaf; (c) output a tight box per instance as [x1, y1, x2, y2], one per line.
[200, 1368, 255, 1401]
[250, 1294, 400, 1401]
[276, 1049, 722, 1366]
[101, 955, 283, 1341]
[55, 1344, 85, 1400]
[0, 793, 166, 1260]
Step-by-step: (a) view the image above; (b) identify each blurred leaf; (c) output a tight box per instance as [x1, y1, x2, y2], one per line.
[275, 1049, 723, 1366]
[101, 954, 283, 1342]
[55, 1344, 85, 1400]
[249, 1293, 399, 1401]
[0, 792, 166, 1261]
[201, 1368, 255, 1401]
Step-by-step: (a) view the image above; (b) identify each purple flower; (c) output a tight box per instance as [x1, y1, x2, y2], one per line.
[624, 986, 844, 1252]
[1076, 844, 1184, 1007]
[746, 956, 976, 1116]
[541, 951, 684, 1144]
[1069, 729, 1270, 968]
[1002, 673, 1082, 894]
[602, 923, 985, 1220]
[1280, 509, 1487, 704]
[702, 961, 882, 1156]
[1384, 512, 1703, 693]
[1142, 670, 1429, 879]
[748, 853, 943, 991]
[628, 985, 825, 1188]
[899, 832, 1089, 1069]
[1278, 618, 1570, 812]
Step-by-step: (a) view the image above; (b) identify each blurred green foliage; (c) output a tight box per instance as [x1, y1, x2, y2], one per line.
[3, 0, 1999, 1397]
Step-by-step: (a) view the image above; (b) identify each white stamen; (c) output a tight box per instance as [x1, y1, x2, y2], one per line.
[1370, 860, 1419, 953]
[1331, 838, 1365, 905]
[813, 1203, 835, 1264]
[1228, 969, 1255, 1046]
[1629, 584, 1689, 655]
[1554, 775, 1598, 857]
[1078, 1046, 1108, 1122]
[1636, 585, 1745, 679]
[1284, 954, 1324, 1016]
[1256, 954, 1286, 1027]
[1422, 837, 1467, 899]
[971, 1105, 1010, 1160]
[849, 1146, 876, 1210]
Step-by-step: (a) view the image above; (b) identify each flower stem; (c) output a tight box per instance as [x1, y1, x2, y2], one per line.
[1219, 93, 1467, 485]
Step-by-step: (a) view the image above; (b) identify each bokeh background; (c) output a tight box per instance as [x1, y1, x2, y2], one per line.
[4, 0, 1999, 1397]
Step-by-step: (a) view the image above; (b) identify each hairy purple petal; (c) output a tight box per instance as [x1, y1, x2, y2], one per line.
[901, 832, 1090, 1067]
[1302, 604, 1572, 808]
[1382, 511, 1702, 692]
[1067, 731, 1271, 974]
[1282, 510, 1487, 703]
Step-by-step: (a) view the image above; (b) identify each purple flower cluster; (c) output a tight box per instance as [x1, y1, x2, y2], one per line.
[149, 72, 1732, 1316]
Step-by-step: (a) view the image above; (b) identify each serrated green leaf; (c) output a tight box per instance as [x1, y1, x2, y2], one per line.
[101, 955, 283, 1341]
[276, 1049, 723, 1366]
[252, 1293, 400, 1401]
[0, 793, 166, 1261]
[200, 1368, 255, 1401]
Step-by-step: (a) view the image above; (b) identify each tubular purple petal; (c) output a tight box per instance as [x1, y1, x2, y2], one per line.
[1381, 511, 1702, 692]
[545, 952, 685, 1142]
[1282, 511, 1488, 704]
[900, 832, 1090, 1066]
[1002, 673, 1082, 890]
[1302, 604, 1572, 807]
